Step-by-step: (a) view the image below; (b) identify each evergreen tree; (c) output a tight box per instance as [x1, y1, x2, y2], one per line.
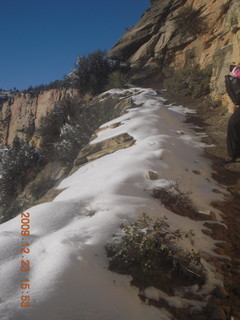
[71, 50, 116, 95]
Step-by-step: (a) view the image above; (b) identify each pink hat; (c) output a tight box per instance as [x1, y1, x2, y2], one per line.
[233, 65, 240, 78]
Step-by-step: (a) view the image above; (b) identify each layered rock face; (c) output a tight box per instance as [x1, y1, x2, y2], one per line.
[108, 0, 240, 107]
[0, 88, 77, 146]
[74, 132, 135, 167]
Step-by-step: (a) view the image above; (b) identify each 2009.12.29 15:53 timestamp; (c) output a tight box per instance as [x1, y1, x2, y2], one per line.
[20, 212, 31, 308]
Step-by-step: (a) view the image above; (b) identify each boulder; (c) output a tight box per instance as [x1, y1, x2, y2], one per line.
[74, 132, 135, 166]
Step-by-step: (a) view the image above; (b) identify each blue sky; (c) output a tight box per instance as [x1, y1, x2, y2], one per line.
[0, 0, 149, 91]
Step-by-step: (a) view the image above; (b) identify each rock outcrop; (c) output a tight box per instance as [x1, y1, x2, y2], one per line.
[108, 0, 240, 108]
[0, 88, 77, 146]
[74, 132, 135, 167]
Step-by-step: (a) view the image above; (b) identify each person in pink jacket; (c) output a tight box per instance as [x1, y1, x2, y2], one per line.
[225, 64, 240, 163]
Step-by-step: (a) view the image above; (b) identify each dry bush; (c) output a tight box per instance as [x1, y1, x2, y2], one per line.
[152, 181, 210, 220]
[175, 6, 207, 36]
[163, 63, 212, 98]
[106, 214, 205, 292]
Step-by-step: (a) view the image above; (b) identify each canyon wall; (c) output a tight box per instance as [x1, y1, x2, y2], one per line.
[0, 88, 77, 146]
[108, 0, 240, 108]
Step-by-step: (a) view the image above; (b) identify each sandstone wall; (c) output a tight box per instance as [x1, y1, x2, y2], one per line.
[108, 0, 240, 110]
[0, 88, 77, 146]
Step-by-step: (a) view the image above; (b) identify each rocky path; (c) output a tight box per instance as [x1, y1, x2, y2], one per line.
[161, 92, 240, 320]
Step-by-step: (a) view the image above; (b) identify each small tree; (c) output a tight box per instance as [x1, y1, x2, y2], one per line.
[70, 50, 114, 95]
[106, 71, 129, 90]
[0, 137, 43, 220]
[175, 6, 207, 37]
[38, 95, 88, 163]
[106, 214, 205, 290]
[164, 62, 212, 98]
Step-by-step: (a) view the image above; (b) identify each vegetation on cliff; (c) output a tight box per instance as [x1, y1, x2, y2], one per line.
[163, 62, 213, 98]
[0, 137, 44, 221]
[22, 50, 130, 98]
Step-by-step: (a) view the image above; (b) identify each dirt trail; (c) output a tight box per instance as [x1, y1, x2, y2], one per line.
[161, 92, 240, 319]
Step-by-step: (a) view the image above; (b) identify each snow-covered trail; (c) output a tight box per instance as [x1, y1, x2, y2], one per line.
[0, 88, 224, 320]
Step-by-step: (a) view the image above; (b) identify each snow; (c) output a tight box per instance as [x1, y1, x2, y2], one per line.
[142, 286, 206, 309]
[0, 88, 226, 320]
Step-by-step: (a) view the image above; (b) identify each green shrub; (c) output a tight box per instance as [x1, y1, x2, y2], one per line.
[164, 63, 212, 98]
[0, 137, 42, 193]
[0, 137, 44, 221]
[39, 108, 66, 159]
[24, 122, 35, 143]
[175, 6, 207, 37]
[69, 50, 130, 95]
[53, 125, 83, 165]
[71, 50, 114, 95]
[106, 214, 205, 290]
[39, 93, 129, 165]
[106, 71, 129, 90]
[39, 95, 94, 164]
